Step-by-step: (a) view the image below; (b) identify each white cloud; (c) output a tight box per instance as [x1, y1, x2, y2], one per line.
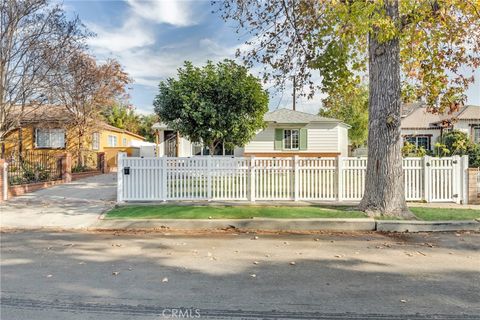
[126, 0, 198, 27]
[88, 17, 155, 52]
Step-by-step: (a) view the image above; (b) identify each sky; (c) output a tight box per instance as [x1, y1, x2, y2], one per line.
[64, 0, 480, 115]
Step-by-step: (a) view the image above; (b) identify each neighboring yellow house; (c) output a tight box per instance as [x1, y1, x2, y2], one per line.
[3, 105, 145, 170]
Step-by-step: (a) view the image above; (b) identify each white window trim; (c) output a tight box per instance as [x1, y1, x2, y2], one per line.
[92, 132, 100, 150]
[35, 128, 66, 149]
[122, 137, 127, 147]
[108, 135, 118, 147]
[283, 129, 300, 150]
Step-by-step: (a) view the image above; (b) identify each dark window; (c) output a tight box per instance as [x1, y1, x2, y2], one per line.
[473, 126, 480, 144]
[404, 135, 431, 150]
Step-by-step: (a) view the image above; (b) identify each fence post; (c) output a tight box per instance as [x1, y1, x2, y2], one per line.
[461, 155, 469, 204]
[250, 156, 255, 202]
[61, 153, 72, 183]
[1, 159, 7, 202]
[117, 152, 124, 203]
[452, 155, 461, 204]
[423, 155, 431, 202]
[207, 156, 212, 200]
[97, 152, 106, 173]
[337, 155, 343, 202]
[162, 157, 167, 201]
[293, 155, 299, 201]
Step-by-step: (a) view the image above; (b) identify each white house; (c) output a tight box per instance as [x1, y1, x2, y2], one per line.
[152, 108, 350, 157]
[401, 103, 480, 151]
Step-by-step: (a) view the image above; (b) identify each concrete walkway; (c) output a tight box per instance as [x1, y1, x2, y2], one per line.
[0, 174, 117, 229]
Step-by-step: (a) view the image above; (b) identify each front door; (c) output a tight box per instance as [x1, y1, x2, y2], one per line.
[164, 131, 177, 157]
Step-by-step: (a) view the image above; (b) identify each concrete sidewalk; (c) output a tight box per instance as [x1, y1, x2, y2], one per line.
[0, 174, 116, 229]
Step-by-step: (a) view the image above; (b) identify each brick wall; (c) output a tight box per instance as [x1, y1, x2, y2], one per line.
[468, 168, 480, 205]
[0, 159, 5, 202]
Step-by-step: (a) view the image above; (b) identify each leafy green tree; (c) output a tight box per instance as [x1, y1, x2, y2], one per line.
[138, 114, 158, 143]
[319, 83, 368, 148]
[153, 60, 269, 152]
[102, 104, 140, 134]
[218, 0, 480, 217]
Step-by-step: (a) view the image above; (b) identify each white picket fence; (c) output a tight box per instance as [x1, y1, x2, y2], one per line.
[117, 154, 470, 204]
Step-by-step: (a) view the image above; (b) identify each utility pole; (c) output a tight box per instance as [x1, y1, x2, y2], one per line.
[292, 76, 296, 111]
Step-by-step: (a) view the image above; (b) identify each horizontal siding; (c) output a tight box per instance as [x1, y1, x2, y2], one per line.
[244, 126, 275, 153]
[244, 123, 340, 153]
[306, 123, 339, 152]
[338, 126, 349, 156]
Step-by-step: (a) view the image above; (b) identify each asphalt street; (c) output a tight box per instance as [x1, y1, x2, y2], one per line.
[1, 230, 479, 319]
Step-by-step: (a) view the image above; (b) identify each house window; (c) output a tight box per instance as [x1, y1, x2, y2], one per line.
[92, 132, 100, 150]
[473, 126, 480, 144]
[108, 135, 117, 147]
[35, 128, 65, 149]
[122, 137, 127, 146]
[404, 135, 431, 150]
[283, 129, 299, 150]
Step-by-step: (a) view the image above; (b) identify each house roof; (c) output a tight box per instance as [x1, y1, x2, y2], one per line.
[264, 108, 343, 124]
[11, 105, 72, 123]
[456, 105, 480, 120]
[10, 104, 145, 140]
[152, 122, 169, 130]
[401, 104, 479, 129]
[101, 123, 146, 140]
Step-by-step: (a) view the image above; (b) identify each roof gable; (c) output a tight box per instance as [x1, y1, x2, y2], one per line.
[401, 104, 479, 129]
[264, 108, 341, 124]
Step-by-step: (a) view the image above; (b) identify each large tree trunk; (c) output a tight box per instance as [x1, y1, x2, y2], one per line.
[358, 0, 414, 218]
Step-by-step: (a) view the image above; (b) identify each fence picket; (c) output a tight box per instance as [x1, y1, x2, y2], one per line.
[118, 155, 466, 203]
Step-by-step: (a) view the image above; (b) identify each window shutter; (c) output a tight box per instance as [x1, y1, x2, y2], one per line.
[299, 128, 308, 150]
[274, 128, 283, 150]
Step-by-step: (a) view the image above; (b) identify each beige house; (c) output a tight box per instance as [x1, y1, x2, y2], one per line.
[152, 108, 350, 157]
[401, 103, 480, 151]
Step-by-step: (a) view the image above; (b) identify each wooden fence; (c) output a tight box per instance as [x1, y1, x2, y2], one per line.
[117, 154, 469, 204]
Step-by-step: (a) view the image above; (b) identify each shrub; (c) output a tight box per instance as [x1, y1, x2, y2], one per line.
[438, 130, 480, 167]
[402, 141, 427, 157]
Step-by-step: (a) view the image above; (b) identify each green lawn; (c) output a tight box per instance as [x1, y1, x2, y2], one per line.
[409, 207, 480, 221]
[106, 205, 480, 221]
[106, 205, 367, 219]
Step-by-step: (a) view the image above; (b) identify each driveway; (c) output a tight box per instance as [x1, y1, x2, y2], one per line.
[0, 174, 116, 229]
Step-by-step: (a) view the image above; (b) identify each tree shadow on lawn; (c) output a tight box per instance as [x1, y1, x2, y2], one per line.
[1, 230, 479, 319]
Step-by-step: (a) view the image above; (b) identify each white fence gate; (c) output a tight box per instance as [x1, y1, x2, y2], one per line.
[117, 154, 469, 204]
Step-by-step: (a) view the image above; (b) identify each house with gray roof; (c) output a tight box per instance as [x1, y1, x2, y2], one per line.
[401, 103, 480, 151]
[152, 108, 350, 157]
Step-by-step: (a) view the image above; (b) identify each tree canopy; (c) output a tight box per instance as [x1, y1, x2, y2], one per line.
[219, 0, 479, 111]
[0, 0, 88, 146]
[102, 104, 141, 134]
[153, 60, 269, 151]
[319, 83, 368, 148]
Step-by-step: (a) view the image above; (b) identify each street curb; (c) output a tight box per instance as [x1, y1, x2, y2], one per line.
[94, 218, 376, 232]
[376, 220, 480, 232]
[93, 218, 480, 233]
